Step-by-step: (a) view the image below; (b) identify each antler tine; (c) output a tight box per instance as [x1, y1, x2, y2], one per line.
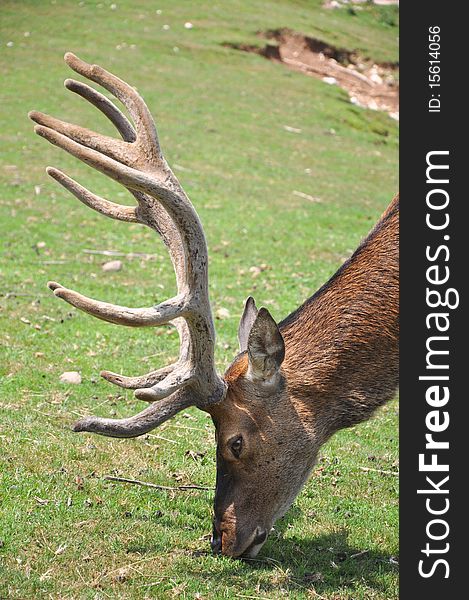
[134, 365, 195, 401]
[100, 363, 176, 390]
[47, 281, 186, 327]
[29, 110, 130, 164]
[32, 122, 209, 289]
[64, 78, 137, 143]
[100, 319, 190, 391]
[47, 167, 138, 223]
[64, 52, 159, 155]
[73, 390, 194, 438]
[31, 53, 226, 437]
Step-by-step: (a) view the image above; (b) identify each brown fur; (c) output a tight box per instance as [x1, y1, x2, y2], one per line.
[209, 195, 399, 557]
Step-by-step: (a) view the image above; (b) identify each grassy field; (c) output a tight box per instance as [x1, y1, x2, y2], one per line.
[0, 1, 398, 598]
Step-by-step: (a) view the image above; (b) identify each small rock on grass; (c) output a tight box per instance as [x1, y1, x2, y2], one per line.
[113, 567, 130, 583]
[216, 307, 230, 319]
[59, 371, 82, 385]
[102, 260, 122, 272]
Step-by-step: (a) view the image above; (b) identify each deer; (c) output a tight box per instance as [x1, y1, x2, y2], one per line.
[29, 53, 399, 559]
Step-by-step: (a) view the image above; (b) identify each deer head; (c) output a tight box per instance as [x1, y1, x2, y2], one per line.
[30, 54, 399, 559]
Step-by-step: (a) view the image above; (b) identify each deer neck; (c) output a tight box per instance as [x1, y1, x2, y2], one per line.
[280, 195, 399, 439]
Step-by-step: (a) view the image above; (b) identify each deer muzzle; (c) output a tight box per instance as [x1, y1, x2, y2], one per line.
[211, 520, 268, 558]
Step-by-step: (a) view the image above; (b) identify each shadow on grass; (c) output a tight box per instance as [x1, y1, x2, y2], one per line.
[184, 508, 398, 597]
[251, 530, 397, 596]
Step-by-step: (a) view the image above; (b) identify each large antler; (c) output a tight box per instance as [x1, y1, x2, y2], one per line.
[29, 53, 226, 437]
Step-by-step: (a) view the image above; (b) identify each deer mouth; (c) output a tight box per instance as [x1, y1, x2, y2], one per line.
[240, 527, 268, 558]
[212, 525, 268, 558]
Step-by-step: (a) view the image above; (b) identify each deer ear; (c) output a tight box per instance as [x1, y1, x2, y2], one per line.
[247, 308, 285, 382]
[238, 296, 258, 352]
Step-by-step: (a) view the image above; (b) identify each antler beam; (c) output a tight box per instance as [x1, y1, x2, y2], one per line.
[30, 53, 226, 437]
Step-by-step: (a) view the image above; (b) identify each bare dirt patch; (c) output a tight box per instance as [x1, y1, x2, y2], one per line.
[225, 29, 399, 119]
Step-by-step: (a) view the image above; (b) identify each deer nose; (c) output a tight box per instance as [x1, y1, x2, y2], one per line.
[211, 522, 222, 555]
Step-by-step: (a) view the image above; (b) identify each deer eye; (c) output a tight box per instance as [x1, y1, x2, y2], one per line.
[230, 436, 243, 458]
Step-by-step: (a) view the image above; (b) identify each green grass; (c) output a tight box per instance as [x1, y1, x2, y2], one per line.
[0, 1, 398, 598]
